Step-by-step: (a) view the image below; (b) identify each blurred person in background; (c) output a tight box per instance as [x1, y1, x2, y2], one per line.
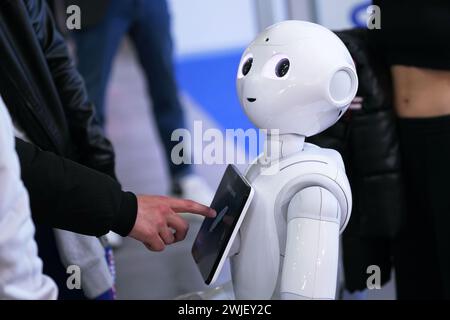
[0, 95, 57, 300]
[68, 0, 214, 210]
[371, 0, 450, 299]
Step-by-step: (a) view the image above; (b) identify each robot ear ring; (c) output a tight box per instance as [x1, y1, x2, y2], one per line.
[327, 66, 358, 108]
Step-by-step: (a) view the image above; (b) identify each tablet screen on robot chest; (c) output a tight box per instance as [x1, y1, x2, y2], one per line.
[192, 164, 254, 285]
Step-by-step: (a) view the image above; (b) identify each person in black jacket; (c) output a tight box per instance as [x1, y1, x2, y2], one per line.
[0, 0, 120, 299]
[0, 0, 215, 298]
[309, 29, 404, 298]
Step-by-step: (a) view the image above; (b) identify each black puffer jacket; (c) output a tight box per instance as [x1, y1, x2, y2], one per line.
[309, 29, 405, 291]
[0, 0, 116, 177]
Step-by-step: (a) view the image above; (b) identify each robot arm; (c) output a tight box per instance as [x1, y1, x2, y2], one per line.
[280, 186, 341, 300]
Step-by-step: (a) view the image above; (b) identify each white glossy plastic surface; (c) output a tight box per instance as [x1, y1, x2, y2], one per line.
[280, 218, 339, 300]
[280, 187, 340, 299]
[236, 20, 358, 137]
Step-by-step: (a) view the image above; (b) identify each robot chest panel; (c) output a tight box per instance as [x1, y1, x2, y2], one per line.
[240, 171, 287, 245]
[246, 154, 339, 213]
[231, 183, 281, 299]
[242, 156, 341, 251]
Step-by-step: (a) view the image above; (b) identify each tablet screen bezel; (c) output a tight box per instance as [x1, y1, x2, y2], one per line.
[191, 164, 254, 285]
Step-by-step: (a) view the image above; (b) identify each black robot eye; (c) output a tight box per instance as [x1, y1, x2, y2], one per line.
[242, 58, 253, 76]
[275, 58, 290, 77]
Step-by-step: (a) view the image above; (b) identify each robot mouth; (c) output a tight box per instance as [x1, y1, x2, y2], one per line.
[247, 98, 257, 102]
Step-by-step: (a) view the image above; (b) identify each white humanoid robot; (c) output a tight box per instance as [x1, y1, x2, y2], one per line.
[229, 20, 358, 300]
[184, 20, 358, 300]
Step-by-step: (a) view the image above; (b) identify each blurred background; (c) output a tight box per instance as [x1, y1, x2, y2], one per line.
[57, 0, 392, 300]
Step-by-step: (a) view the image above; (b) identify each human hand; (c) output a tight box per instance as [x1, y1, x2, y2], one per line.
[129, 195, 216, 251]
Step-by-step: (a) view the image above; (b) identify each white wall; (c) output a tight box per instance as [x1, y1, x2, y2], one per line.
[168, 0, 258, 57]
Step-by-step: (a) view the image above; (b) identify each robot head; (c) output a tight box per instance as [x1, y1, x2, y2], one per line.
[236, 21, 358, 137]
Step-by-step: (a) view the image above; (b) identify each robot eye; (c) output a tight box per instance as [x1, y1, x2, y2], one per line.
[242, 58, 253, 76]
[275, 59, 290, 78]
[262, 54, 290, 80]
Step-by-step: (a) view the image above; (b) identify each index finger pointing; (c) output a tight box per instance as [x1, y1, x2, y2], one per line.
[166, 198, 216, 217]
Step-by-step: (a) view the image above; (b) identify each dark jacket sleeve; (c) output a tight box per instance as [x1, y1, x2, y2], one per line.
[16, 138, 137, 237]
[24, 0, 117, 179]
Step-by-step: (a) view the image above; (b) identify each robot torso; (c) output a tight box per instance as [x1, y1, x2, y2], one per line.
[230, 143, 351, 299]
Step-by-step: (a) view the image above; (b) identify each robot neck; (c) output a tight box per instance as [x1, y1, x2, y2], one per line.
[264, 133, 305, 162]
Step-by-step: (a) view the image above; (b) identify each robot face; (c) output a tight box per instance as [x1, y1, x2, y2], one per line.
[236, 21, 358, 137]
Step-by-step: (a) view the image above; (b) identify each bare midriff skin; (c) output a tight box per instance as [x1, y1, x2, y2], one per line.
[392, 65, 450, 118]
